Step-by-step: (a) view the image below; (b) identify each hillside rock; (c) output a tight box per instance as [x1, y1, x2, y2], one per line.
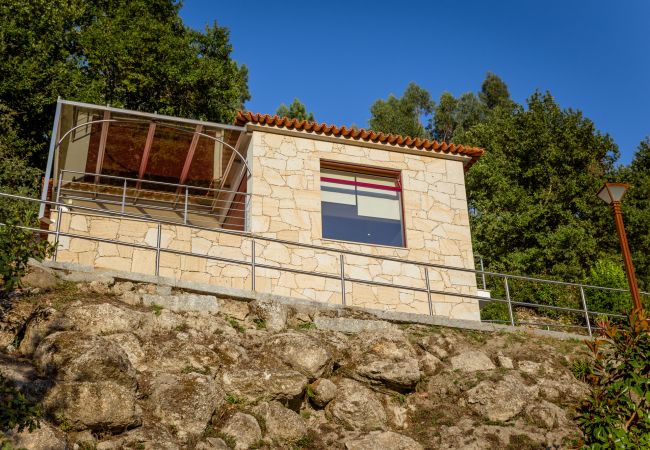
[344, 431, 423, 450]
[266, 332, 330, 379]
[466, 373, 539, 421]
[326, 378, 387, 431]
[221, 368, 308, 406]
[253, 401, 308, 442]
[219, 412, 262, 450]
[310, 377, 337, 407]
[450, 350, 496, 372]
[249, 299, 287, 332]
[7, 421, 67, 450]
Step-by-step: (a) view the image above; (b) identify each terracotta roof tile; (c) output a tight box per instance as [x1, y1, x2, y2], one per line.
[235, 112, 484, 169]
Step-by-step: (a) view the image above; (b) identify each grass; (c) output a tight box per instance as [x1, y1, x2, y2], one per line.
[174, 322, 189, 332]
[306, 385, 315, 398]
[300, 411, 312, 419]
[225, 393, 245, 405]
[181, 365, 210, 375]
[151, 303, 163, 316]
[294, 435, 314, 448]
[253, 318, 266, 329]
[218, 433, 237, 449]
[227, 317, 246, 333]
[392, 393, 407, 404]
[298, 322, 317, 330]
[55, 413, 72, 432]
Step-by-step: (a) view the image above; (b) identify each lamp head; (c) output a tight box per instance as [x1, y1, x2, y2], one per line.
[597, 183, 629, 205]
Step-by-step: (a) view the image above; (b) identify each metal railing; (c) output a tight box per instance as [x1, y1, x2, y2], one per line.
[55, 170, 250, 230]
[1, 191, 648, 337]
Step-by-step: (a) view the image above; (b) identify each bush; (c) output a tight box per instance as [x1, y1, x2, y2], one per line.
[0, 374, 41, 433]
[575, 310, 650, 448]
[0, 219, 54, 295]
[585, 259, 630, 316]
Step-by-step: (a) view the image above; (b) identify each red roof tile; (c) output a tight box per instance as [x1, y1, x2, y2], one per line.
[235, 112, 484, 169]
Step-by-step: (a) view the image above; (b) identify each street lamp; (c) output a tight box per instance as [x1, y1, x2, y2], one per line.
[597, 182, 644, 313]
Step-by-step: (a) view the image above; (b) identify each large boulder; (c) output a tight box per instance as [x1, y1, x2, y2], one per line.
[253, 401, 308, 443]
[347, 331, 421, 391]
[344, 431, 423, 450]
[221, 369, 308, 407]
[450, 350, 496, 372]
[142, 339, 221, 374]
[103, 332, 146, 371]
[326, 378, 387, 431]
[34, 331, 137, 388]
[20, 267, 59, 290]
[524, 400, 568, 430]
[219, 412, 262, 450]
[8, 421, 67, 450]
[466, 373, 539, 422]
[65, 303, 146, 335]
[147, 373, 224, 442]
[43, 381, 142, 432]
[265, 332, 330, 379]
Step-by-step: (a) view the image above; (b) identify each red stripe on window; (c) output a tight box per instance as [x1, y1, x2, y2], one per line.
[320, 176, 401, 192]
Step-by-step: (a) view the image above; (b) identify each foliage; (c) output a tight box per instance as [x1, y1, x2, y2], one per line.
[458, 91, 619, 283]
[276, 98, 315, 121]
[0, 373, 41, 433]
[479, 72, 513, 109]
[586, 259, 630, 315]
[368, 82, 434, 139]
[0, 219, 54, 295]
[576, 310, 650, 448]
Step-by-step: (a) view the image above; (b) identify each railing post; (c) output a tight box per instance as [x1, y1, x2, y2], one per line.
[479, 256, 487, 290]
[55, 173, 63, 205]
[251, 239, 256, 291]
[52, 208, 63, 262]
[184, 187, 189, 225]
[504, 276, 515, 326]
[340, 254, 346, 306]
[121, 179, 127, 214]
[424, 266, 433, 316]
[579, 286, 592, 337]
[155, 223, 161, 276]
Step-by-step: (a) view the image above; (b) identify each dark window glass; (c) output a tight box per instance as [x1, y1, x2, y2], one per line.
[320, 168, 404, 247]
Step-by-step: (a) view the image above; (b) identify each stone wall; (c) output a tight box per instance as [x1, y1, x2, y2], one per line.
[49, 129, 480, 321]
[247, 129, 479, 320]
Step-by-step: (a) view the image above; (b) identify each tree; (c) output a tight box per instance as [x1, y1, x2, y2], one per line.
[432, 92, 486, 142]
[479, 72, 512, 109]
[275, 98, 315, 121]
[457, 91, 619, 282]
[368, 82, 434, 139]
[617, 137, 650, 291]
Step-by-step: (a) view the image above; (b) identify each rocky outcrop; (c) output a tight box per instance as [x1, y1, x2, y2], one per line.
[0, 270, 590, 449]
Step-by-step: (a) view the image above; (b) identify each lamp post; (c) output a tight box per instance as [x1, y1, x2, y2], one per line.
[596, 183, 644, 313]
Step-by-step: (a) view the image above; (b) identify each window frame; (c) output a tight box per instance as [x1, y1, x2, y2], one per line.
[319, 160, 407, 248]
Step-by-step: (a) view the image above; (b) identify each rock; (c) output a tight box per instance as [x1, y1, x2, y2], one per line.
[88, 279, 113, 294]
[253, 401, 308, 442]
[103, 332, 146, 371]
[148, 373, 224, 442]
[142, 339, 221, 374]
[34, 331, 137, 388]
[196, 437, 230, 449]
[96, 425, 179, 450]
[111, 281, 135, 295]
[65, 303, 146, 335]
[450, 350, 496, 372]
[314, 317, 397, 334]
[249, 299, 287, 332]
[344, 431, 423, 450]
[525, 400, 567, 429]
[518, 360, 542, 375]
[141, 293, 219, 314]
[466, 373, 539, 422]
[20, 268, 59, 290]
[18, 307, 74, 356]
[419, 352, 442, 375]
[43, 381, 142, 431]
[266, 332, 330, 379]
[70, 430, 95, 446]
[8, 421, 67, 450]
[219, 413, 262, 450]
[349, 332, 421, 391]
[326, 378, 387, 431]
[219, 299, 250, 320]
[310, 378, 337, 407]
[221, 369, 308, 407]
[418, 334, 452, 360]
[497, 354, 514, 369]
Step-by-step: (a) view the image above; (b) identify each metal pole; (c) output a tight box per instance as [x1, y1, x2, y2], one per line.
[504, 276, 515, 326]
[52, 208, 63, 262]
[155, 223, 161, 276]
[40, 98, 62, 219]
[579, 286, 592, 337]
[184, 187, 189, 225]
[340, 254, 346, 306]
[55, 174, 63, 210]
[479, 256, 487, 290]
[611, 201, 643, 313]
[424, 267, 433, 316]
[121, 179, 127, 214]
[251, 239, 256, 291]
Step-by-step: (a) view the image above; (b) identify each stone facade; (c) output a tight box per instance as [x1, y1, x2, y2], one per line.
[50, 127, 480, 321]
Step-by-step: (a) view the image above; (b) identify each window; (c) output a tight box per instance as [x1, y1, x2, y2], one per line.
[320, 163, 405, 247]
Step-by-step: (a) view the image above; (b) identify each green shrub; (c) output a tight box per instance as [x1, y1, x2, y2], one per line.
[575, 310, 650, 448]
[0, 219, 54, 295]
[0, 374, 41, 433]
[585, 259, 629, 316]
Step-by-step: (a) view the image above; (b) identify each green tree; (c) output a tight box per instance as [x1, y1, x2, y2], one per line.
[617, 137, 650, 291]
[457, 91, 619, 282]
[368, 82, 434, 139]
[275, 98, 315, 121]
[479, 71, 512, 109]
[586, 259, 630, 315]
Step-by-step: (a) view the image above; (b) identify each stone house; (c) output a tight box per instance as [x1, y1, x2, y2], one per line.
[42, 99, 485, 320]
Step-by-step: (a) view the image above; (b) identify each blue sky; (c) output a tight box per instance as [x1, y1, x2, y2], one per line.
[180, 0, 649, 165]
